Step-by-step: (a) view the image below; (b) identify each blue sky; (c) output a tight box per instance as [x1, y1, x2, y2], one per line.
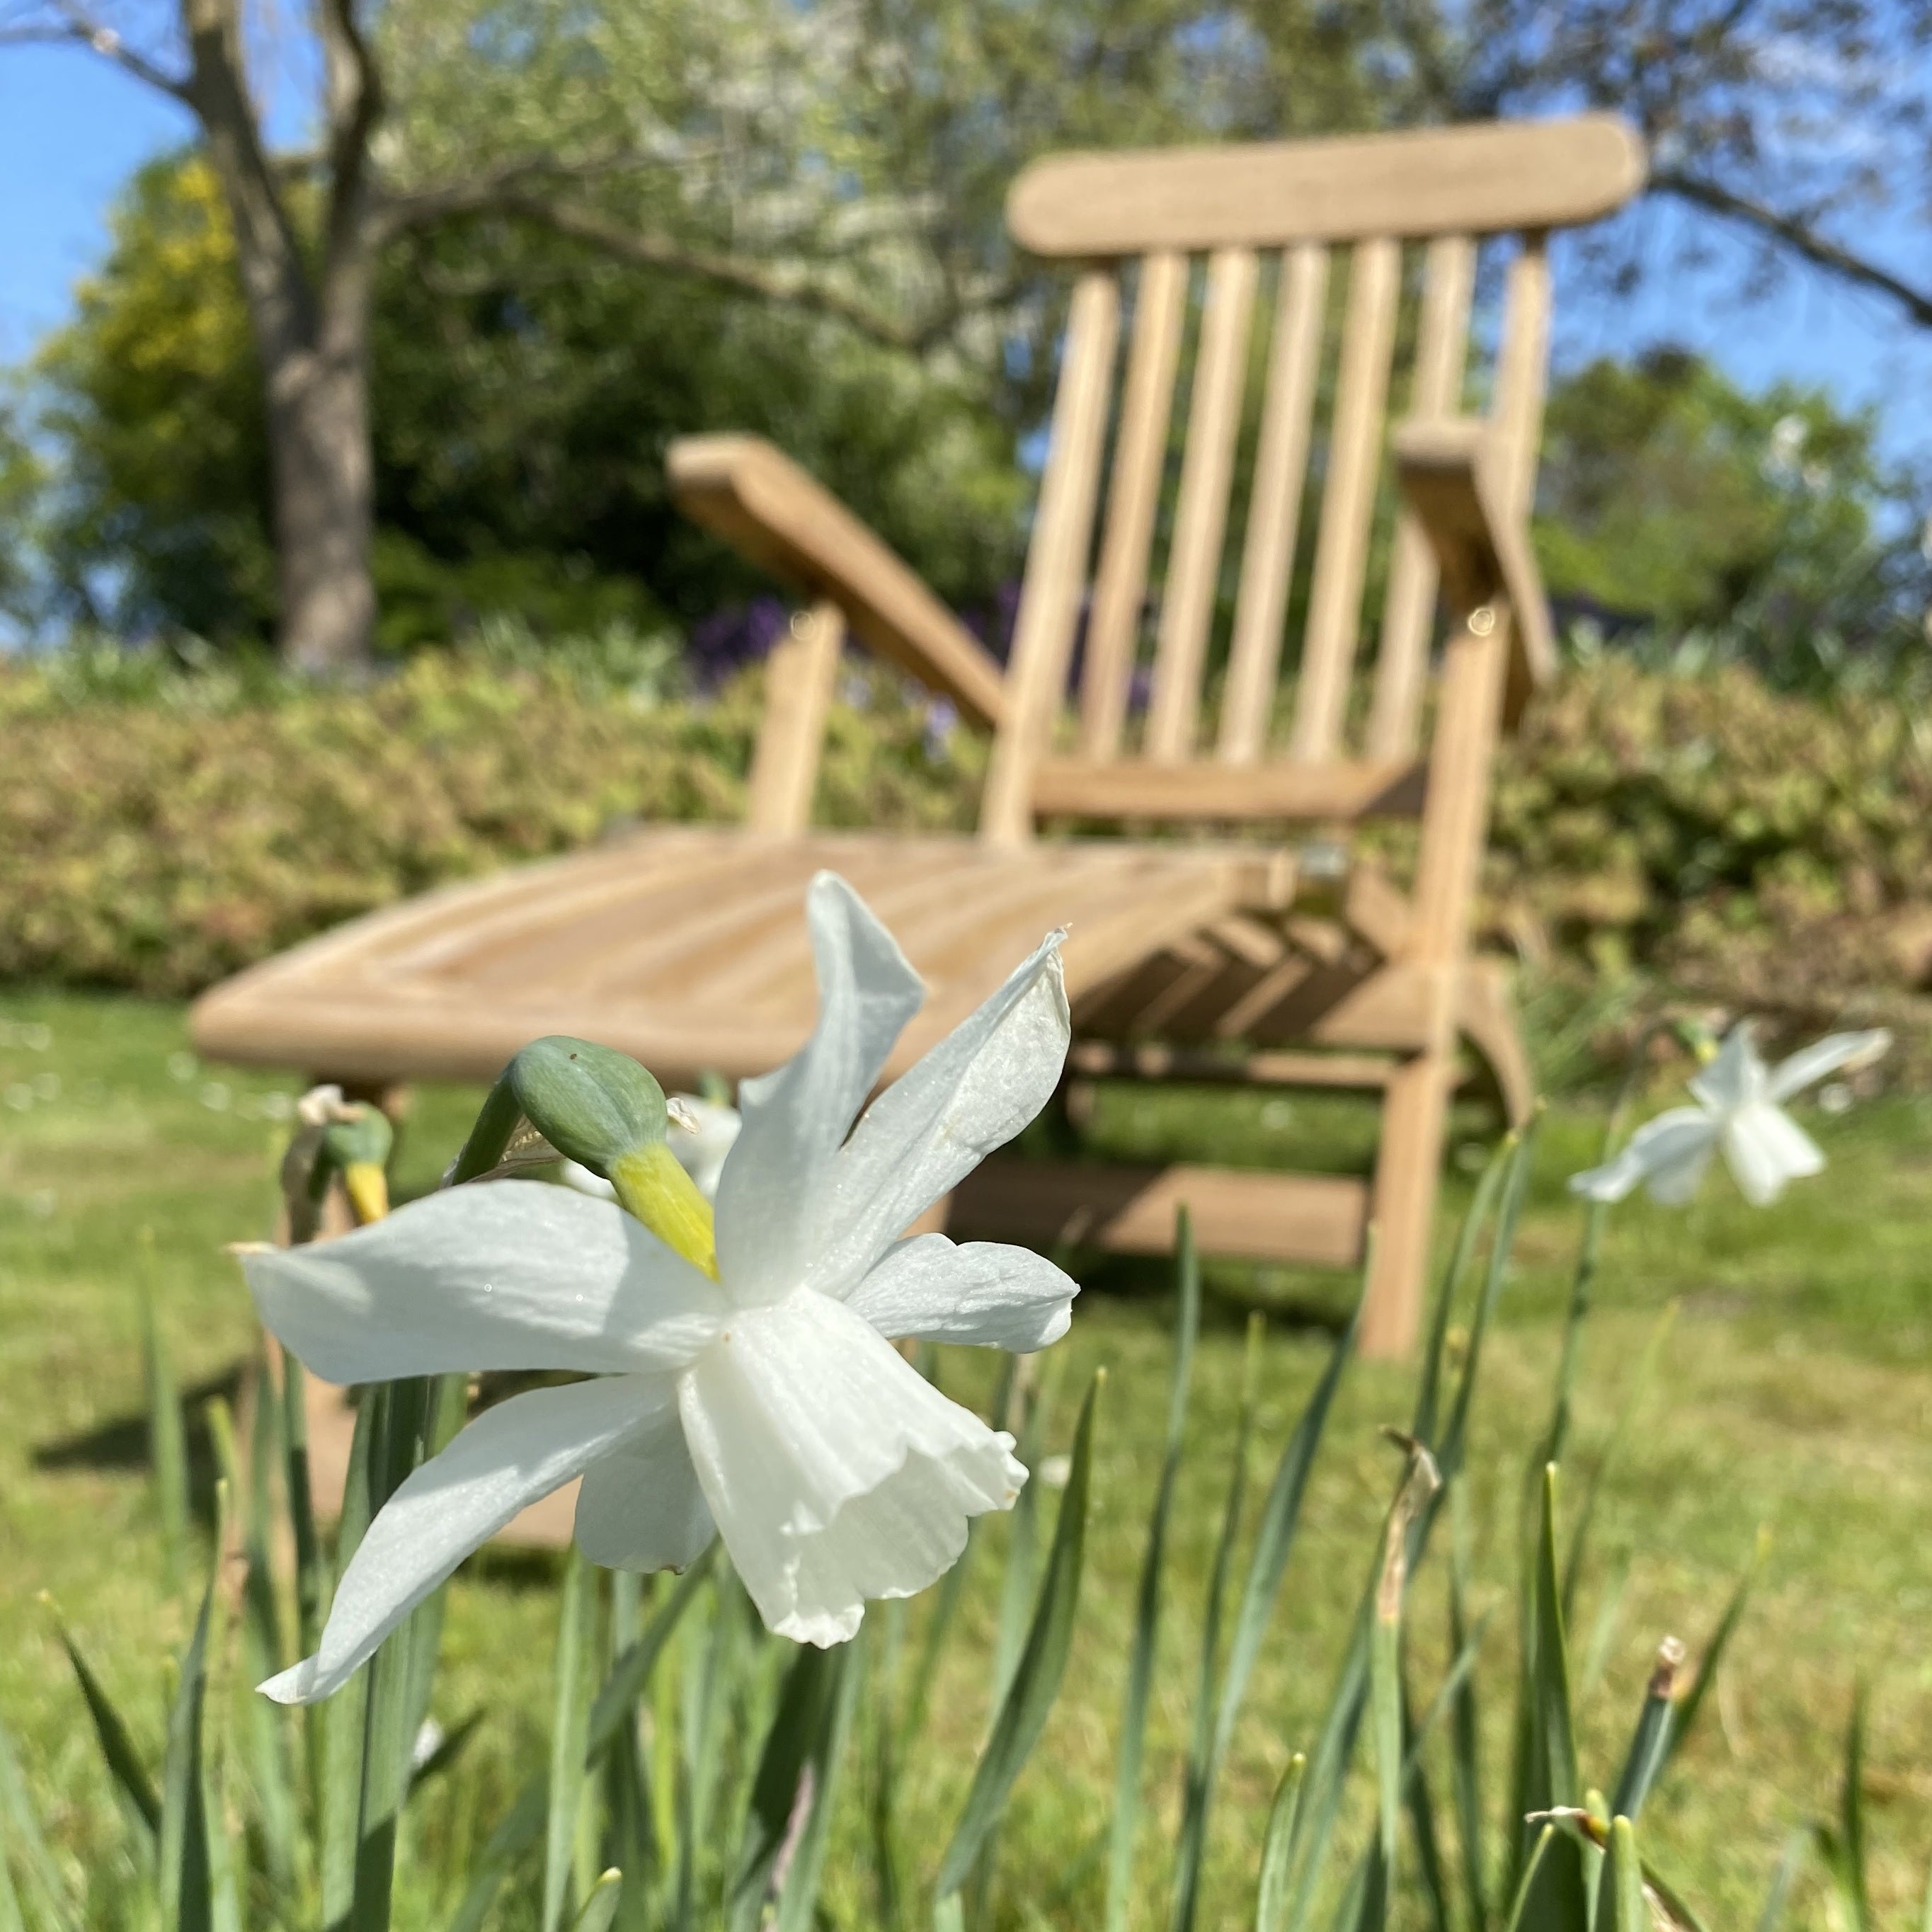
[4, 38, 1931, 472]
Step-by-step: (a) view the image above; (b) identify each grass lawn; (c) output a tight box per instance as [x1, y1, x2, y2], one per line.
[1, 988, 1929, 1928]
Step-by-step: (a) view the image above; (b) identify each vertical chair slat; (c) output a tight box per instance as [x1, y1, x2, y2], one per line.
[1143, 246, 1259, 763]
[1080, 251, 1189, 758]
[1493, 234, 1551, 518]
[982, 270, 1122, 844]
[1287, 236, 1401, 762]
[1364, 234, 1477, 759]
[1216, 243, 1330, 765]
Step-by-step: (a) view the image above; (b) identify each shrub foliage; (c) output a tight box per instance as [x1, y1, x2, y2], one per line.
[1, 648, 1924, 1026]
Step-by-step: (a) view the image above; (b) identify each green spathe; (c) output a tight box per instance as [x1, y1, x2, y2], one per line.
[454, 1036, 670, 1183]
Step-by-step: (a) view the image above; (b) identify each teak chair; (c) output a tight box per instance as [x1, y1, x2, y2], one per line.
[193, 114, 1647, 1356]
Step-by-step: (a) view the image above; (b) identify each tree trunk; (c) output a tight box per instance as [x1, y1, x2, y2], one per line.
[265, 314, 377, 675]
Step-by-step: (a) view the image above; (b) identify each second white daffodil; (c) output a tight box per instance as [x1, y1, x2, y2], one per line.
[1569, 1021, 1890, 1208]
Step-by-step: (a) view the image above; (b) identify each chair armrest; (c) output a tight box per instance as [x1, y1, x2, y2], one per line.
[667, 434, 1006, 728]
[1391, 416, 1555, 727]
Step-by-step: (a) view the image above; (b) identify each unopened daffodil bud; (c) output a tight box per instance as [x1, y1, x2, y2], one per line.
[452, 1036, 717, 1276]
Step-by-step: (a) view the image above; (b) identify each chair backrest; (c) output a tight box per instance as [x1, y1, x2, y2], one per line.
[978, 115, 1646, 844]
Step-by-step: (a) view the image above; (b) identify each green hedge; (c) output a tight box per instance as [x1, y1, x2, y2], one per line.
[2, 649, 1924, 1031]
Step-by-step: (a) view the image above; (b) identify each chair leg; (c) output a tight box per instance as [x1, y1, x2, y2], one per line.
[1361, 1047, 1457, 1359]
[1458, 961, 1536, 1130]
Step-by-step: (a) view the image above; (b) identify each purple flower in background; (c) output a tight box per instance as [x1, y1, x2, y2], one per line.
[687, 597, 791, 687]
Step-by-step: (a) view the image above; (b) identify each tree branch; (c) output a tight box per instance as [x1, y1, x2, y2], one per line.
[1652, 166, 1932, 330]
[316, 0, 382, 271]
[390, 185, 951, 355]
[0, 4, 189, 98]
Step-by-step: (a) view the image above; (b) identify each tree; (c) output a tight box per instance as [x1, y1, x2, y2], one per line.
[1, 0, 1385, 665]
[1535, 346, 1930, 685]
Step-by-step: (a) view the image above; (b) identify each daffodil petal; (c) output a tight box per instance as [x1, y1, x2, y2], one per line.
[844, 1235, 1078, 1351]
[1688, 1024, 1766, 1111]
[1567, 1107, 1715, 1204]
[1722, 1102, 1824, 1206]
[714, 874, 924, 1303]
[678, 1290, 1024, 1647]
[1765, 1029, 1891, 1104]
[260, 1376, 668, 1704]
[806, 932, 1068, 1298]
[573, 1405, 715, 1572]
[242, 1182, 728, 1384]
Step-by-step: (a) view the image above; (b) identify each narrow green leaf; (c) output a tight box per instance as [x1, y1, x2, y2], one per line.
[320, 1390, 383, 1925]
[0, 1839, 24, 1932]
[1446, 1482, 1487, 1932]
[570, 1868, 623, 1932]
[1499, 1827, 1555, 1932]
[773, 1638, 862, 1932]
[159, 1523, 217, 1932]
[992, 1360, 1058, 1707]
[728, 1642, 840, 1932]
[1577, 1551, 1633, 1701]
[51, 1616, 161, 1838]
[445, 1782, 547, 1932]
[1105, 1213, 1201, 1932]
[1609, 1637, 1684, 1824]
[1754, 1829, 1810, 1932]
[544, 1549, 598, 1932]
[1413, 1132, 1514, 1451]
[1516, 1465, 1588, 1932]
[586, 1550, 716, 1759]
[1600, 1817, 1648, 1932]
[1438, 1128, 1536, 1483]
[1662, 1532, 1764, 1773]
[1170, 1317, 1264, 1932]
[934, 1373, 1101, 1902]
[281, 1351, 325, 1662]
[1253, 1754, 1305, 1932]
[1838, 1685, 1870, 1932]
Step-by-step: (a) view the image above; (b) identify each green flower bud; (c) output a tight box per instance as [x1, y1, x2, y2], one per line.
[455, 1036, 670, 1182]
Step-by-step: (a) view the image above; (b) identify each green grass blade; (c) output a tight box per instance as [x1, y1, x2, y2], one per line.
[1253, 1754, 1305, 1932]
[0, 1715, 76, 1932]
[1609, 1638, 1684, 1823]
[773, 1638, 862, 1932]
[1661, 1532, 1764, 1773]
[544, 1549, 598, 1932]
[1105, 1213, 1201, 1932]
[0, 1840, 23, 1932]
[51, 1616, 161, 1839]
[141, 1236, 192, 1597]
[934, 1372, 1101, 1903]
[1170, 1316, 1263, 1932]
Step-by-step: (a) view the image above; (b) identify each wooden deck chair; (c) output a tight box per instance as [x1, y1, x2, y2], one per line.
[193, 114, 1646, 1358]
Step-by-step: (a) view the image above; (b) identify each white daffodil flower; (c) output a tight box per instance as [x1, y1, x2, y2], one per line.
[1569, 1022, 1890, 1208]
[240, 873, 1078, 1702]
